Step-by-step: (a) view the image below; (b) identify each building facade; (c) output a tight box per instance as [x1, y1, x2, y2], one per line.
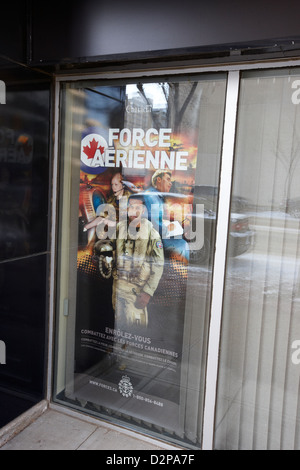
[1, 0, 300, 450]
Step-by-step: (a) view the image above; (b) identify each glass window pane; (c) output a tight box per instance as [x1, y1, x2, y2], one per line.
[215, 68, 300, 450]
[53, 74, 227, 449]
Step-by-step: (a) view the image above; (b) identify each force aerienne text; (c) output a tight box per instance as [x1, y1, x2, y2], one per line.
[87, 128, 189, 171]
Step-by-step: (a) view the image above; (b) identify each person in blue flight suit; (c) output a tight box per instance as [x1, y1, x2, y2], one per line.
[143, 169, 190, 262]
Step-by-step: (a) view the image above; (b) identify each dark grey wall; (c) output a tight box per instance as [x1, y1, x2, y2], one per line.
[0, 1, 27, 62]
[30, 0, 300, 64]
[0, 6, 51, 425]
[1, 0, 300, 67]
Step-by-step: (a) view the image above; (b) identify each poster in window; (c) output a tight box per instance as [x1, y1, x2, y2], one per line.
[71, 83, 203, 432]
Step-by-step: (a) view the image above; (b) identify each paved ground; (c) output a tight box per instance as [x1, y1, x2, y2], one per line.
[0, 406, 175, 451]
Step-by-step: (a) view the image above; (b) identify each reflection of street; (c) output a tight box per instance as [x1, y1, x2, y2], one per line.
[216, 241, 300, 449]
[182, 251, 300, 302]
[220, 210, 300, 302]
[225, 252, 300, 297]
[249, 211, 300, 258]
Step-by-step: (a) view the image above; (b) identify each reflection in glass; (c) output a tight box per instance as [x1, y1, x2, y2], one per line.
[215, 69, 300, 450]
[54, 75, 227, 448]
[0, 89, 50, 261]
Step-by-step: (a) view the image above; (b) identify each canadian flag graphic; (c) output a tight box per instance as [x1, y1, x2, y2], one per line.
[81, 133, 108, 169]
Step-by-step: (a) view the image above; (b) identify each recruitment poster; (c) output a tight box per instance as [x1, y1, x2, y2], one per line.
[71, 83, 202, 432]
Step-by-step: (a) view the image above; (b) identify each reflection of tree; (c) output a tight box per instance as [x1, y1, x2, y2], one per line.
[172, 82, 198, 133]
[137, 84, 161, 129]
[275, 111, 300, 209]
[137, 82, 199, 132]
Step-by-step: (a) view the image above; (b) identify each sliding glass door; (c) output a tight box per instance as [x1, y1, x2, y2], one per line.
[215, 68, 300, 450]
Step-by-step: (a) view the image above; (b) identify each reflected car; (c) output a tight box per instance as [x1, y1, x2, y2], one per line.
[188, 185, 255, 264]
[146, 185, 255, 265]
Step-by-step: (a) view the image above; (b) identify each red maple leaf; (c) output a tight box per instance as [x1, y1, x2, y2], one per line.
[83, 138, 105, 159]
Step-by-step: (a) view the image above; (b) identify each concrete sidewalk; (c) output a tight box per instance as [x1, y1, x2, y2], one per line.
[0, 402, 177, 450]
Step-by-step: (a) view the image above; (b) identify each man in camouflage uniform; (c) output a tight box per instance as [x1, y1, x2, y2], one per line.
[112, 194, 164, 330]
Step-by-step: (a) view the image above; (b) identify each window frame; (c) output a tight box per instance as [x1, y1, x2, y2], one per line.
[48, 58, 300, 450]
